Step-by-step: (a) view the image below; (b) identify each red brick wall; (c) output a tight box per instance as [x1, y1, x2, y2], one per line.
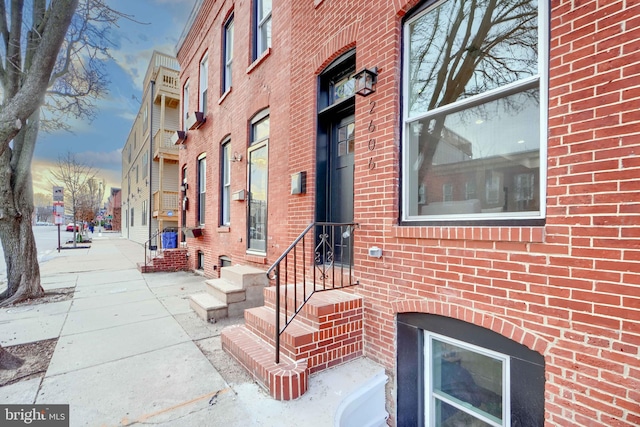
[176, 0, 292, 276]
[178, 0, 640, 425]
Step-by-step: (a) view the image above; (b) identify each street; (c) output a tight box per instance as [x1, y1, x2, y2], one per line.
[0, 225, 69, 292]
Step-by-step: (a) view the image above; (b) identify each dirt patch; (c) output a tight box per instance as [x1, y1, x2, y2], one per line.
[0, 338, 57, 386]
[10, 287, 75, 307]
[0, 287, 73, 385]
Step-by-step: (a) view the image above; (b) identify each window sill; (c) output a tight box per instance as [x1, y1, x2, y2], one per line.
[217, 226, 230, 233]
[218, 88, 231, 105]
[246, 252, 267, 264]
[314, 0, 325, 7]
[392, 225, 545, 243]
[246, 47, 271, 74]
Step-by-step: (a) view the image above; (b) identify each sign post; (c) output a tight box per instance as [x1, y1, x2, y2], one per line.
[53, 186, 64, 252]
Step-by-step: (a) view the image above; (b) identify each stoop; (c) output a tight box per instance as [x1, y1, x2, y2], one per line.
[189, 265, 268, 322]
[221, 284, 363, 400]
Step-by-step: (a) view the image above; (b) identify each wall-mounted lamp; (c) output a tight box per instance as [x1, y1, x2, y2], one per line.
[291, 171, 306, 195]
[354, 67, 378, 97]
[231, 151, 243, 162]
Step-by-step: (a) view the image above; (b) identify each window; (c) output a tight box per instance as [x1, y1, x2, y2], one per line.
[197, 251, 204, 270]
[402, 0, 546, 222]
[143, 105, 148, 132]
[136, 165, 139, 183]
[248, 111, 269, 252]
[426, 334, 508, 426]
[397, 313, 545, 426]
[197, 154, 206, 225]
[254, 0, 271, 59]
[142, 152, 148, 179]
[223, 16, 234, 94]
[221, 139, 231, 226]
[130, 208, 134, 226]
[182, 80, 190, 131]
[199, 55, 208, 115]
[142, 201, 147, 226]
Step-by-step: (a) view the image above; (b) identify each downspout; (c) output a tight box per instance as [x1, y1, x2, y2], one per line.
[149, 79, 155, 241]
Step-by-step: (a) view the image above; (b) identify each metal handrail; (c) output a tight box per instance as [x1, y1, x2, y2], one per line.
[267, 222, 359, 364]
[143, 229, 163, 270]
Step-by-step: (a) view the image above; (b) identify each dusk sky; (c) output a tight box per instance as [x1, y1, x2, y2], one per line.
[32, 0, 196, 198]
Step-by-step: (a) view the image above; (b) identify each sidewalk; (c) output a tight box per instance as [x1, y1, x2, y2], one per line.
[0, 233, 384, 426]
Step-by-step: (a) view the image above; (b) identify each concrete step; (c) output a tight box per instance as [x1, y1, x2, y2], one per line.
[221, 324, 308, 401]
[221, 265, 268, 289]
[244, 306, 316, 361]
[205, 279, 246, 304]
[189, 293, 228, 321]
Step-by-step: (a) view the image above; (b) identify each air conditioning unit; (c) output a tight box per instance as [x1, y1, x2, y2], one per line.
[171, 130, 187, 145]
[186, 111, 206, 130]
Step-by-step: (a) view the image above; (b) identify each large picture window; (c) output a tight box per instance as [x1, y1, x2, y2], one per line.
[402, 0, 546, 222]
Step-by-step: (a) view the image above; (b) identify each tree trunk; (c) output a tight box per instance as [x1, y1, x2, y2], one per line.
[0, 212, 43, 307]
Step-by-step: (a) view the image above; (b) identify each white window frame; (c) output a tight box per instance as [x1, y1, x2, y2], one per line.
[424, 332, 510, 427]
[401, 0, 548, 222]
[182, 80, 190, 131]
[223, 16, 234, 94]
[197, 153, 206, 226]
[221, 140, 231, 226]
[255, 0, 272, 58]
[199, 54, 208, 114]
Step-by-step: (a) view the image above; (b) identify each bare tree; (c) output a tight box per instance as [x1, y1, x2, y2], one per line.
[49, 152, 97, 246]
[0, 0, 79, 310]
[0, 1, 128, 308]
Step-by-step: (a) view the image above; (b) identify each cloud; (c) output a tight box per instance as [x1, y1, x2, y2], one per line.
[31, 158, 122, 199]
[76, 149, 123, 169]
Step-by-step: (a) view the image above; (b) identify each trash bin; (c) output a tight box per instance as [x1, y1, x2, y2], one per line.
[162, 231, 178, 249]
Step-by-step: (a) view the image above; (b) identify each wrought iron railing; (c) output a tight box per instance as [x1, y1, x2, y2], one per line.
[144, 229, 163, 270]
[266, 222, 359, 363]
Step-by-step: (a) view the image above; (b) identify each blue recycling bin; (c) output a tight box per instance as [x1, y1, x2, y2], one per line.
[162, 231, 177, 249]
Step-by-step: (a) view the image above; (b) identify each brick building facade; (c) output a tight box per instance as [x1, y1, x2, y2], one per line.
[176, 0, 640, 425]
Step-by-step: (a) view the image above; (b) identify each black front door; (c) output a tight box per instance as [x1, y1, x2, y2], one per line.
[328, 113, 355, 265]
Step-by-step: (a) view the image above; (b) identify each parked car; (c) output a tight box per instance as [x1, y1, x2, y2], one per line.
[66, 223, 79, 232]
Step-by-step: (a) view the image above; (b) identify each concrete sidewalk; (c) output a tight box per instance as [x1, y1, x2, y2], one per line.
[0, 233, 385, 426]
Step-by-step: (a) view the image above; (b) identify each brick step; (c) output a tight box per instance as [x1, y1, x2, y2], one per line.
[221, 325, 308, 401]
[263, 285, 363, 328]
[244, 306, 316, 361]
[189, 293, 228, 321]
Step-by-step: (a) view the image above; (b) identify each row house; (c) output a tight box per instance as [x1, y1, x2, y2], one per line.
[175, 0, 640, 426]
[121, 52, 181, 245]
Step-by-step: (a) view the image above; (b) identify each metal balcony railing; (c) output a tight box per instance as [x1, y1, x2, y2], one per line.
[266, 222, 359, 364]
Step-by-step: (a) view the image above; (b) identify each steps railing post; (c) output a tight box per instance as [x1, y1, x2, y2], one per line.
[275, 263, 281, 365]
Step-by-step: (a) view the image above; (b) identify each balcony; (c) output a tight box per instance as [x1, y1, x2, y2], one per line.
[153, 66, 180, 108]
[153, 190, 179, 219]
[153, 129, 179, 161]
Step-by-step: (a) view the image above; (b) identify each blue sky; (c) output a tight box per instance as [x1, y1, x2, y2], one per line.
[32, 0, 196, 196]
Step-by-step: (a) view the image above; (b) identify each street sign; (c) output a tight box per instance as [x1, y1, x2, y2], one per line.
[53, 186, 64, 202]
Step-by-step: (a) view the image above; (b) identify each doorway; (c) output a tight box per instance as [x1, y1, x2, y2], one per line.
[316, 50, 356, 265]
